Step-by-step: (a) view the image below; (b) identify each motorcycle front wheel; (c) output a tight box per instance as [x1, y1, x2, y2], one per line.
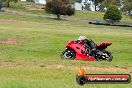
[60, 49, 76, 60]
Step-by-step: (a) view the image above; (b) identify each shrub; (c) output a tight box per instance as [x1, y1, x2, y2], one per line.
[103, 5, 122, 24]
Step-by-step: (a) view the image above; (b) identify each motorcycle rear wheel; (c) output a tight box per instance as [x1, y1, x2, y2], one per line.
[61, 49, 76, 60]
[101, 51, 113, 62]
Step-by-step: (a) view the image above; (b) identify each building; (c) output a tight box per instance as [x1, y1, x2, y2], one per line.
[21, 0, 46, 4]
[74, 3, 82, 10]
[34, 0, 46, 4]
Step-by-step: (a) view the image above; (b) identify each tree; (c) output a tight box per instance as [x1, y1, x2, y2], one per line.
[90, 0, 104, 11]
[103, 5, 122, 24]
[98, 0, 121, 12]
[0, 0, 2, 11]
[45, 0, 75, 19]
[4, 0, 19, 7]
[84, 3, 91, 11]
[101, 0, 121, 8]
[122, 0, 132, 16]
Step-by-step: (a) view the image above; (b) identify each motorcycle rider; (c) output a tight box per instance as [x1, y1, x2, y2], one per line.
[76, 36, 96, 56]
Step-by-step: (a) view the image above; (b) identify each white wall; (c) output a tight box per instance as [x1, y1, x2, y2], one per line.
[21, 0, 26, 1]
[34, 0, 46, 4]
[21, 0, 46, 4]
[75, 3, 82, 10]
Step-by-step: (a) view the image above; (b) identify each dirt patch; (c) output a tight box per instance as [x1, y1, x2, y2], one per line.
[0, 60, 21, 67]
[46, 64, 65, 69]
[64, 17, 81, 21]
[0, 61, 131, 74]
[25, 3, 45, 10]
[0, 38, 18, 44]
[44, 64, 131, 73]
[0, 19, 84, 28]
[0, 19, 49, 25]
[0, 36, 24, 45]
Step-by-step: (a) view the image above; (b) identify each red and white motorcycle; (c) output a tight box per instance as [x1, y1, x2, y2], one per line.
[61, 38, 113, 61]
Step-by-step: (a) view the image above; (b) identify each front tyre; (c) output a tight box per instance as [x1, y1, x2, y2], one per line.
[60, 49, 76, 60]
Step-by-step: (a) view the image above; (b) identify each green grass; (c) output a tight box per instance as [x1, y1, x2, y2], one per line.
[0, 20, 132, 88]
[0, 2, 132, 88]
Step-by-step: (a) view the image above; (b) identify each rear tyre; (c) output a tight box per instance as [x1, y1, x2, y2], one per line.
[101, 51, 113, 62]
[60, 49, 76, 60]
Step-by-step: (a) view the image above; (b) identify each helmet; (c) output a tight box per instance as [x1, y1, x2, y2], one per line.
[77, 36, 87, 41]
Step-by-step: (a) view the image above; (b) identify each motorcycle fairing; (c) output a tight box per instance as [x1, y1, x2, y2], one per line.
[96, 42, 112, 50]
[66, 41, 95, 61]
